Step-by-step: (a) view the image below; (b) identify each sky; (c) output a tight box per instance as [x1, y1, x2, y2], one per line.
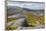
[7, 2, 44, 10]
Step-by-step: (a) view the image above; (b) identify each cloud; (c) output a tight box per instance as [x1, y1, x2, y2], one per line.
[7, 2, 44, 10]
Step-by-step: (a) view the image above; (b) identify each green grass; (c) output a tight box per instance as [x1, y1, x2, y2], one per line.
[22, 12, 44, 25]
[6, 18, 17, 30]
[7, 18, 16, 23]
[6, 26, 17, 30]
[7, 11, 44, 30]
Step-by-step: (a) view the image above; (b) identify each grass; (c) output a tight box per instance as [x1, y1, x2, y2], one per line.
[7, 11, 44, 30]
[22, 12, 44, 25]
[6, 26, 17, 30]
[6, 18, 17, 30]
[7, 18, 16, 23]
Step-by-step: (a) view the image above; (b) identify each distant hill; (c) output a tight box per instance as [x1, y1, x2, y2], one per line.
[23, 8, 44, 11]
[7, 6, 25, 16]
[7, 6, 44, 16]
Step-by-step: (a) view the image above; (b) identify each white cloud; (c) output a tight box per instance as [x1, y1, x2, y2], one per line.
[7, 2, 44, 10]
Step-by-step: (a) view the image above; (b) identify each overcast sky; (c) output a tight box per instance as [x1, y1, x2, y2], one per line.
[7, 2, 44, 10]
